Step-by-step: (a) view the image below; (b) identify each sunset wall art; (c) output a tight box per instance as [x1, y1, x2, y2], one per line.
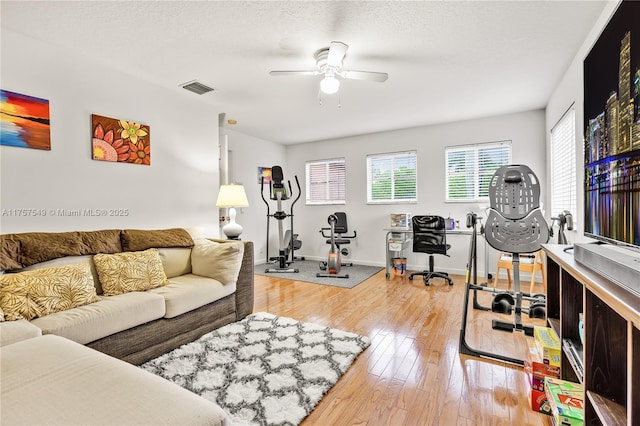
[0, 89, 51, 150]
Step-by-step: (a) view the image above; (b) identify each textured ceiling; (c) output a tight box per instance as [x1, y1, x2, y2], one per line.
[1, 1, 607, 144]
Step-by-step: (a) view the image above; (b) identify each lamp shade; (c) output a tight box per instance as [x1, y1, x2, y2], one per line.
[216, 184, 249, 208]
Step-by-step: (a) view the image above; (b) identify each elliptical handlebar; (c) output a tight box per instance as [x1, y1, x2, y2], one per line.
[260, 170, 301, 210]
[291, 175, 301, 207]
[260, 176, 269, 208]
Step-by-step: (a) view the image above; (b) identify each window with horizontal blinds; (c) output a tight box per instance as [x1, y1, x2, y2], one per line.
[550, 106, 577, 220]
[305, 158, 346, 205]
[366, 151, 417, 204]
[445, 141, 511, 202]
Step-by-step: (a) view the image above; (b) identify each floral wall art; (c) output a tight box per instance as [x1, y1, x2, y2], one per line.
[91, 114, 150, 165]
[0, 89, 51, 150]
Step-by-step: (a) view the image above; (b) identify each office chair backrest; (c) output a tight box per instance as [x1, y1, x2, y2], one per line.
[484, 164, 549, 254]
[412, 215, 448, 255]
[333, 212, 349, 234]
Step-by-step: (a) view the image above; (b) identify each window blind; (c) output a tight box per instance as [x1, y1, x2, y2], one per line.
[550, 106, 577, 219]
[445, 141, 511, 202]
[305, 158, 346, 205]
[366, 151, 417, 203]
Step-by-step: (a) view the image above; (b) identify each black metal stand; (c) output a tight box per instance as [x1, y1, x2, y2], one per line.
[458, 213, 525, 367]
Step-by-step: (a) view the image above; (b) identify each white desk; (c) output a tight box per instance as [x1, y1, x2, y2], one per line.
[384, 228, 488, 281]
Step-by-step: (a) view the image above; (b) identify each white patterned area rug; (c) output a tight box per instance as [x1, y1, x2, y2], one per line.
[141, 312, 371, 426]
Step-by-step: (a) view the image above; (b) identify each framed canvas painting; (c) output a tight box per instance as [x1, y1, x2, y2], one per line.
[0, 89, 51, 150]
[258, 166, 272, 184]
[92, 114, 150, 165]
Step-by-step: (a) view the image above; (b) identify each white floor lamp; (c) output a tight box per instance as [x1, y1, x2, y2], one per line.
[216, 184, 249, 240]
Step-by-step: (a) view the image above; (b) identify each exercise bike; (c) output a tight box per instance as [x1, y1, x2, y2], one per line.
[317, 214, 349, 279]
[261, 166, 301, 273]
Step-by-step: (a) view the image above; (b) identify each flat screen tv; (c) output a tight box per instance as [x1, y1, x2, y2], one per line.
[583, 0, 640, 250]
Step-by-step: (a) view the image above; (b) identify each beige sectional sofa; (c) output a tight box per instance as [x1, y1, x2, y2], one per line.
[1, 335, 228, 425]
[0, 228, 255, 425]
[0, 228, 254, 364]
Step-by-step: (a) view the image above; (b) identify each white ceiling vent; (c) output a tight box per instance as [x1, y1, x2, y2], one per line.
[181, 80, 215, 95]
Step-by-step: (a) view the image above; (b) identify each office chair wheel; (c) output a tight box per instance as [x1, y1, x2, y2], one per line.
[423, 277, 430, 286]
[408, 275, 414, 281]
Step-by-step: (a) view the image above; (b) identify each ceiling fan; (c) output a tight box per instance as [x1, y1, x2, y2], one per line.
[269, 41, 388, 94]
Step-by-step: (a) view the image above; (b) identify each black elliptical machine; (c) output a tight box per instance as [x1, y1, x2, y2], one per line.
[316, 214, 349, 279]
[261, 166, 301, 273]
[459, 164, 550, 366]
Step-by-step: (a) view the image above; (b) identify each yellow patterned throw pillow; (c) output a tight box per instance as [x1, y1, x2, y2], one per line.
[0, 263, 99, 321]
[93, 249, 168, 296]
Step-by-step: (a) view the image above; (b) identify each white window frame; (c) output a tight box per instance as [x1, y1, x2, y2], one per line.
[445, 141, 512, 202]
[305, 158, 346, 205]
[550, 105, 577, 221]
[366, 151, 417, 204]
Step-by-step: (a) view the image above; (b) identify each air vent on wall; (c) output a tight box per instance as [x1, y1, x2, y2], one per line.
[180, 80, 215, 95]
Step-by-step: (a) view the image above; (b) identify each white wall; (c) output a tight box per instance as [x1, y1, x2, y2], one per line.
[0, 30, 222, 237]
[223, 127, 287, 261]
[545, 1, 620, 247]
[286, 109, 546, 277]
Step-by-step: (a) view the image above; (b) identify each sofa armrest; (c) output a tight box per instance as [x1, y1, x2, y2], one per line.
[208, 239, 254, 320]
[235, 240, 254, 319]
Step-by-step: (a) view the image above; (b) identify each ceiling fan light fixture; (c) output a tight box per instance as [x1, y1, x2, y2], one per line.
[320, 75, 340, 94]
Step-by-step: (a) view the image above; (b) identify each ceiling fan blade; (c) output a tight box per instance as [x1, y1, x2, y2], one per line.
[340, 70, 388, 82]
[269, 70, 320, 77]
[327, 41, 348, 67]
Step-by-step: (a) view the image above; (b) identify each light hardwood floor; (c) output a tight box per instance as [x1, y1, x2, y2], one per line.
[253, 268, 553, 426]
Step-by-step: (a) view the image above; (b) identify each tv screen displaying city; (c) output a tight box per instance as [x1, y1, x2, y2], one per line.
[583, 0, 640, 249]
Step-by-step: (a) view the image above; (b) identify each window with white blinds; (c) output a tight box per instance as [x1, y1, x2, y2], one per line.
[550, 106, 577, 220]
[305, 158, 346, 205]
[445, 141, 512, 202]
[366, 151, 417, 204]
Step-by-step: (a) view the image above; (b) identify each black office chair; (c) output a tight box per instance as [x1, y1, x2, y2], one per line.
[319, 212, 357, 265]
[408, 215, 453, 286]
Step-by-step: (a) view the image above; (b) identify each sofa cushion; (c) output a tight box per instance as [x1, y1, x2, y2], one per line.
[20, 254, 103, 294]
[121, 228, 194, 251]
[94, 248, 168, 296]
[0, 263, 99, 321]
[148, 274, 236, 318]
[0, 236, 22, 270]
[0, 335, 227, 426]
[30, 291, 166, 344]
[158, 247, 193, 278]
[0, 229, 122, 270]
[0, 319, 42, 347]
[191, 239, 245, 284]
